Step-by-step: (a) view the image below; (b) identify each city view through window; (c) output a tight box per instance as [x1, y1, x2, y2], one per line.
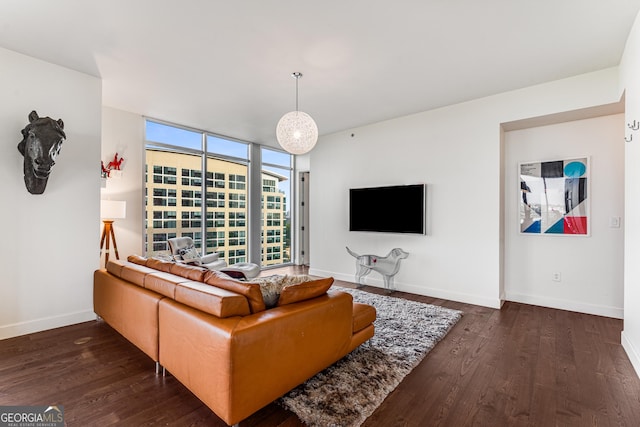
[144, 120, 292, 267]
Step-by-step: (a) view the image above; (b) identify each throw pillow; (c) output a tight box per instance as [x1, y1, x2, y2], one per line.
[244, 275, 334, 309]
[204, 270, 266, 313]
[277, 276, 334, 306]
[177, 245, 201, 265]
[247, 275, 286, 308]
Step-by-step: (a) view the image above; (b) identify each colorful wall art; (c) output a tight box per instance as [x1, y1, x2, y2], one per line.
[519, 157, 589, 235]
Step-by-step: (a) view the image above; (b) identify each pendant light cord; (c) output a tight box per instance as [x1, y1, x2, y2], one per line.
[292, 71, 302, 112]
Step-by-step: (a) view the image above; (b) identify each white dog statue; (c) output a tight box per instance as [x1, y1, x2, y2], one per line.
[346, 247, 409, 292]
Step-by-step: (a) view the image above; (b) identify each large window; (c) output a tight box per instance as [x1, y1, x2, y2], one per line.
[144, 120, 293, 268]
[146, 150, 208, 252]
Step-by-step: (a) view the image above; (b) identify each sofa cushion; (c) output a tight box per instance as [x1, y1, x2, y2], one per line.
[120, 263, 158, 287]
[146, 258, 175, 273]
[144, 272, 191, 299]
[352, 302, 376, 333]
[277, 276, 334, 306]
[204, 271, 266, 313]
[106, 259, 126, 276]
[127, 254, 148, 266]
[170, 262, 207, 282]
[175, 281, 251, 318]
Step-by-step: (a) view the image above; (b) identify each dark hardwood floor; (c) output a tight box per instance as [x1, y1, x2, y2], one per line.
[1, 266, 639, 426]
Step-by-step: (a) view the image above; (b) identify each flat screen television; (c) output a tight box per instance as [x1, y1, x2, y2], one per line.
[349, 184, 425, 234]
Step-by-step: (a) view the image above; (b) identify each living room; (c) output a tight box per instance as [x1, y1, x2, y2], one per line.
[2, 1, 640, 425]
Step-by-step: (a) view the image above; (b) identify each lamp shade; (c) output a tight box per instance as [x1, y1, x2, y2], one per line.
[276, 110, 318, 155]
[101, 200, 126, 220]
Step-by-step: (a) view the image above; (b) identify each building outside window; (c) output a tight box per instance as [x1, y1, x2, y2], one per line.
[144, 120, 292, 267]
[261, 147, 292, 264]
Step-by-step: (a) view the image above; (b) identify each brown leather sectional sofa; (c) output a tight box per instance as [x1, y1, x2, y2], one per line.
[93, 255, 376, 426]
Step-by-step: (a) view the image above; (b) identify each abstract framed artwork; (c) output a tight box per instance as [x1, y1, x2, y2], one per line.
[519, 157, 589, 235]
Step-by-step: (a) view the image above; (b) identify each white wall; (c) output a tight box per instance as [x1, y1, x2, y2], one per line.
[309, 68, 621, 309]
[101, 106, 145, 260]
[504, 115, 624, 318]
[621, 11, 640, 376]
[0, 47, 102, 339]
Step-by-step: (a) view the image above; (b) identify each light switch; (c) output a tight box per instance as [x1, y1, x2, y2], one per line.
[609, 216, 621, 228]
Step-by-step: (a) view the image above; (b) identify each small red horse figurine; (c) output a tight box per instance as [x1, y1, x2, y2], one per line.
[102, 153, 125, 178]
[107, 153, 124, 170]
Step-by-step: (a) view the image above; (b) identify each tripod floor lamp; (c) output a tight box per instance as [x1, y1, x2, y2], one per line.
[100, 200, 126, 266]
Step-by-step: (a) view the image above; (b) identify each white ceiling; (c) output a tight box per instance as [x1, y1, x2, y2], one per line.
[1, 1, 638, 147]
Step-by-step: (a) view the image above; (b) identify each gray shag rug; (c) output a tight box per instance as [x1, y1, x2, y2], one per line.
[279, 286, 463, 427]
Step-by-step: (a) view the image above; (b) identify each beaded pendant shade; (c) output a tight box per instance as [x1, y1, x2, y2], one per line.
[276, 72, 318, 155]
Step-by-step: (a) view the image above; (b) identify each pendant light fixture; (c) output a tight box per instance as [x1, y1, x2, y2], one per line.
[276, 72, 318, 155]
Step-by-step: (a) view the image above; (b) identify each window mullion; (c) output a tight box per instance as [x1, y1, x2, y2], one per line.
[201, 132, 207, 254]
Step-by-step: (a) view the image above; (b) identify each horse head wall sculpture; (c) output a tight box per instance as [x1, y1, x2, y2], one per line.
[17, 110, 66, 194]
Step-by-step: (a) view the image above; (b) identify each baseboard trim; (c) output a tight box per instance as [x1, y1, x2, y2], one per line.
[622, 331, 640, 378]
[0, 309, 97, 340]
[505, 292, 623, 319]
[309, 268, 502, 309]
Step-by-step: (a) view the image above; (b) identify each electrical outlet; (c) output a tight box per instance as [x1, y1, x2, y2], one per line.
[552, 272, 561, 282]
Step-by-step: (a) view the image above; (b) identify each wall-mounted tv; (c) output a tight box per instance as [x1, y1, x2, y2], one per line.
[349, 184, 425, 234]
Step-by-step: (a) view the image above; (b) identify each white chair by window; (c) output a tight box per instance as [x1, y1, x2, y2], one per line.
[167, 236, 227, 270]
